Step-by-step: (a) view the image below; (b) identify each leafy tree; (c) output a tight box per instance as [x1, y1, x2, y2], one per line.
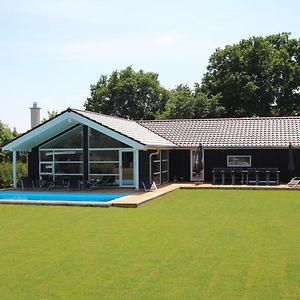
[0, 121, 18, 162]
[42, 110, 59, 122]
[0, 121, 27, 188]
[201, 33, 300, 117]
[84, 66, 169, 119]
[161, 84, 225, 119]
[0, 121, 17, 146]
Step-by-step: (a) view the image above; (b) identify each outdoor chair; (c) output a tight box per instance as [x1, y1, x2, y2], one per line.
[139, 180, 151, 192]
[223, 168, 233, 184]
[257, 168, 268, 185]
[288, 177, 300, 187]
[232, 168, 244, 185]
[21, 176, 35, 190]
[246, 168, 258, 185]
[212, 168, 223, 184]
[268, 168, 280, 185]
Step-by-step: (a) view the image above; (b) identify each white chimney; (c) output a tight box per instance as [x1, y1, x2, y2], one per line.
[30, 102, 41, 128]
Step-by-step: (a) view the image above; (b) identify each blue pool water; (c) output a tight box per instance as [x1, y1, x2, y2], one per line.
[0, 191, 126, 203]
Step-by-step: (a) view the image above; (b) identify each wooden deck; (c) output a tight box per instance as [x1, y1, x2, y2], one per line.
[112, 183, 300, 208]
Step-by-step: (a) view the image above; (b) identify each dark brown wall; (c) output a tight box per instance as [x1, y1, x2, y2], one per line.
[204, 149, 300, 183]
[27, 146, 39, 180]
[139, 150, 151, 188]
[169, 150, 190, 182]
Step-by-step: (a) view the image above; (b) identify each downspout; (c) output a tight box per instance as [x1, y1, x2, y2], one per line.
[133, 149, 139, 191]
[149, 150, 160, 186]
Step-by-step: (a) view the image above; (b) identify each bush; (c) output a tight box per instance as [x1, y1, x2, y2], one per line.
[0, 161, 27, 189]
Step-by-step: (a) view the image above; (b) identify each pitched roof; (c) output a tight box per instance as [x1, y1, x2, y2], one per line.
[72, 109, 175, 148]
[1, 108, 175, 151]
[138, 117, 300, 148]
[2, 108, 300, 151]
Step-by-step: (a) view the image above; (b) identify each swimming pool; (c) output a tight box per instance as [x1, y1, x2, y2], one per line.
[0, 191, 127, 207]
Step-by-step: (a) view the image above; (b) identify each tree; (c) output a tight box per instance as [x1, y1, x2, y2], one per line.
[42, 110, 59, 122]
[160, 84, 225, 119]
[84, 66, 169, 119]
[0, 121, 18, 162]
[0, 121, 27, 188]
[201, 33, 300, 117]
[0, 121, 17, 146]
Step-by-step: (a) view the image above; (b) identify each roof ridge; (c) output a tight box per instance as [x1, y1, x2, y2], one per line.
[71, 108, 136, 123]
[139, 115, 300, 122]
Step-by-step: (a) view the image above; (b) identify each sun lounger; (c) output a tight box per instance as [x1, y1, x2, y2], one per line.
[288, 177, 300, 187]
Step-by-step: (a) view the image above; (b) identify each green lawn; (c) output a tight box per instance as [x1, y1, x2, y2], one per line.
[0, 190, 299, 300]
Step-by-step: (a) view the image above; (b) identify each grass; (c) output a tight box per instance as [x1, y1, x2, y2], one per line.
[0, 189, 299, 300]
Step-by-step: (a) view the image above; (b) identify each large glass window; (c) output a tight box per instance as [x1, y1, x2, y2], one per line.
[39, 126, 84, 181]
[39, 125, 136, 187]
[40, 150, 84, 180]
[89, 128, 129, 148]
[89, 150, 120, 185]
[41, 126, 83, 149]
[121, 151, 134, 186]
[89, 150, 118, 162]
[89, 163, 119, 175]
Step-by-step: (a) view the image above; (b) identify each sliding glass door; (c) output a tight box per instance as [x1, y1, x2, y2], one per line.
[120, 151, 134, 187]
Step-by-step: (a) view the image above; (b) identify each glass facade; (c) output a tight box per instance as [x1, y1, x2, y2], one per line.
[40, 126, 84, 181]
[39, 125, 135, 187]
[89, 128, 128, 148]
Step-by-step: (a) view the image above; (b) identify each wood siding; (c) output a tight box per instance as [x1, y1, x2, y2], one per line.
[204, 149, 300, 183]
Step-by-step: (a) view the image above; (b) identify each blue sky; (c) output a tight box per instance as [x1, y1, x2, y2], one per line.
[1, 0, 299, 132]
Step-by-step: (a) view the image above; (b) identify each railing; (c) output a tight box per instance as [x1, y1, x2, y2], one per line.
[212, 168, 280, 185]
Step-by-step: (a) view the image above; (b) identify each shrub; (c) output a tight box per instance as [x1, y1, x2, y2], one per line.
[0, 161, 27, 189]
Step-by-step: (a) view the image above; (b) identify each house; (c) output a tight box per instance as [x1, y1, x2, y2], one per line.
[1, 106, 300, 190]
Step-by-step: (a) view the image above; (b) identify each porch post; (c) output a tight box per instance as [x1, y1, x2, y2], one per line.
[13, 151, 17, 190]
[133, 149, 139, 191]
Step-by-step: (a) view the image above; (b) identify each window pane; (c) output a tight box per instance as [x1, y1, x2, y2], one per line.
[40, 163, 53, 173]
[55, 163, 83, 174]
[89, 128, 129, 148]
[40, 151, 53, 162]
[89, 175, 119, 186]
[227, 156, 251, 167]
[55, 150, 83, 161]
[89, 163, 119, 175]
[40, 175, 53, 182]
[41, 126, 83, 149]
[89, 150, 119, 161]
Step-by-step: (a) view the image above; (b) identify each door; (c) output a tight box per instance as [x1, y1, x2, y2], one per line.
[120, 151, 134, 187]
